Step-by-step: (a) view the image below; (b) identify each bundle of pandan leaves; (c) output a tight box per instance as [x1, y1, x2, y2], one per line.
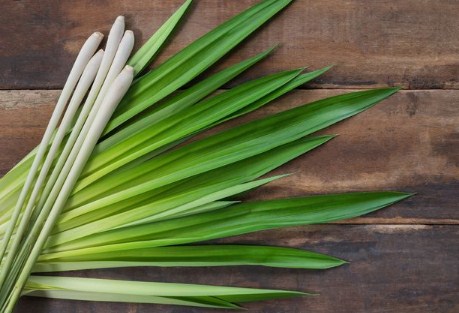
[0, 0, 410, 311]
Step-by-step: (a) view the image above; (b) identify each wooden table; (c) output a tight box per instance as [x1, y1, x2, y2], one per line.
[1, 1, 458, 312]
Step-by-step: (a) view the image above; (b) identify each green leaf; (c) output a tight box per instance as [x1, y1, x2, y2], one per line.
[35, 245, 345, 272]
[25, 291, 240, 309]
[26, 276, 305, 306]
[127, 0, 193, 76]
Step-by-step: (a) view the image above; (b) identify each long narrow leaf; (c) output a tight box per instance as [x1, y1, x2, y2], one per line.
[26, 276, 305, 304]
[35, 245, 345, 272]
[127, 0, 192, 76]
[25, 291, 240, 309]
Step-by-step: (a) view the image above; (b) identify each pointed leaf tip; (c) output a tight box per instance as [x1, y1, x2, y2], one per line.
[379, 86, 401, 96]
[315, 64, 334, 74]
[385, 191, 414, 199]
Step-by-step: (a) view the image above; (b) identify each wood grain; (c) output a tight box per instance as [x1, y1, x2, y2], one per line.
[1, 1, 458, 312]
[0, 89, 458, 223]
[1, 0, 458, 90]
[15, 225, 459, 313]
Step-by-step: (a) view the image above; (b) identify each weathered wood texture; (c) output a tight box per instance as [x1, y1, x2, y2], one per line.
[1, 0, 458, 312]
[1, 89, 457, 224]
[1, 0, 458, 90]
[15, 225, 459, 313]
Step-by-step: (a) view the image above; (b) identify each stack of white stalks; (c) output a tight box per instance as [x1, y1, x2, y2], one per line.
[0, 17, 134, 311]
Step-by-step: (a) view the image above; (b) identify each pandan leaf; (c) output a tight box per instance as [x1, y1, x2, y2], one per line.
[35, 245, 345, 272]
[127, 0, 193, 76]
[25, 276, 305, 305]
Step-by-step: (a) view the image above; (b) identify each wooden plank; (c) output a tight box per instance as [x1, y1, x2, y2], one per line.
[0, 89, 458, 223]
[14, 225, 459, 312]
[1, 0, 458, 90]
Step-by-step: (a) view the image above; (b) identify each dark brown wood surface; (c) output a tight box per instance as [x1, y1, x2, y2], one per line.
[1, 0, 459, 90]
[0, 0, 458, 312]
[14, 226, 459, 313]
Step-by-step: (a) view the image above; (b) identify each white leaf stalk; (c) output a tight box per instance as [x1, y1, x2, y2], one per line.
[30, 16, 127, 223]
[0, 17, 134, 312]
[0, 31, 103, 282]
[3, 66, 135, 313]
[30, 29, 135, 221]
[0, 17, 124, 207]
[0, 50, 104, 287]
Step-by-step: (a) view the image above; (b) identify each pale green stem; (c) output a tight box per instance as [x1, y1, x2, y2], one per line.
[0, 17, 124, 205]
[32, 30, 134, 222]
[0, 32, 103, 281]
[3, 67, 134, 313]
[0, 50, 104, 290]
[1, 16, 126, 307]
[29, 17, 126, 225]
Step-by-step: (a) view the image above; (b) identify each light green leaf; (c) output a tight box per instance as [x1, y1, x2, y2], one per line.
[26, 276, 305, 305]
[25, 291, 240, 309]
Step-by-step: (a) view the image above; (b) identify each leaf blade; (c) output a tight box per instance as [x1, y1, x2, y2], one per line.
[36, 244, 345, 272]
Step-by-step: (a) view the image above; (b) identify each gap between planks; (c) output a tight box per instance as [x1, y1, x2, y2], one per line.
[330, 218, 459, 225]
